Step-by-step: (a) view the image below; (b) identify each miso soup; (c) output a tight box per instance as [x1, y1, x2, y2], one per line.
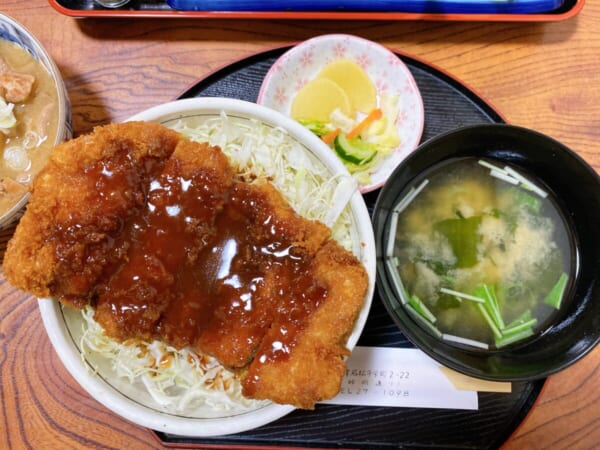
[390, 158, 575, 350]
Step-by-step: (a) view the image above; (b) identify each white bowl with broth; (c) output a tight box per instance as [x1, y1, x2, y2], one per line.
[0, 13, 71, 229]
[37, 98, 376, 436]
[374, 124, 600, 381]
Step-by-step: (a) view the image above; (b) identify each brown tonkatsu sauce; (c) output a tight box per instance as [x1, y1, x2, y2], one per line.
[51, 149, 168, 308]
[193, 182, 328, 368]
[3, 123, 369, 409]
[91, 153, 328, 369]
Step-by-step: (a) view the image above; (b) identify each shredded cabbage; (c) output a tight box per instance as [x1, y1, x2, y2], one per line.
[79, 112, 359, 414]
[313, 94, 401, 186]
[80, 306, 265, 413]
[364, 94, 401, 151]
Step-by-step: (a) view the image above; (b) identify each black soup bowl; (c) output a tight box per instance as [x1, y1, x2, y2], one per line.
[373, 123, 600, 381]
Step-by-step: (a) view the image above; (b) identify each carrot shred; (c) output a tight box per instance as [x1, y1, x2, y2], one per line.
[345, 108, 383, 139]
[322, 128, 341, 145]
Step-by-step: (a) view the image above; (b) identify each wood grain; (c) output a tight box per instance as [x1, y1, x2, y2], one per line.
[1, 0, 599, 448]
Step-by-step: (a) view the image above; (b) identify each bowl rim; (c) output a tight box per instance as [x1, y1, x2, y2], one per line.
[38, 97, 376, 436]
[0, 12, 71, 229]
[373, 122, 600, 381]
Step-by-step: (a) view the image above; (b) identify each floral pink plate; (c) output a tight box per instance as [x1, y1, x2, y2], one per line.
[258, 34, 425, 193]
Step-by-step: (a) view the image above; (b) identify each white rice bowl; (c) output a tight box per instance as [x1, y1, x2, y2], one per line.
[38, 98, 376, 437]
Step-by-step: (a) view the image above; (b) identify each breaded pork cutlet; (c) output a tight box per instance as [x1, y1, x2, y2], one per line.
[194, 180, 331, 368]
[3, 122, 180, 308]
[94, 138, 234, 343]
[241, 240, 368, 409]
[3, 121, 370, 410]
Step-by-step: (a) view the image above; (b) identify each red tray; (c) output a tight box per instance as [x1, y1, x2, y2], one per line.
[48, 0, 584, 21]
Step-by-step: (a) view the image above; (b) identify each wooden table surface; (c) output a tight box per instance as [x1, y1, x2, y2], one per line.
[1, 1, 599, 448]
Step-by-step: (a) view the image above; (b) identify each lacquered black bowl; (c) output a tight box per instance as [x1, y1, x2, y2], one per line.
[373, 123, 600, 380]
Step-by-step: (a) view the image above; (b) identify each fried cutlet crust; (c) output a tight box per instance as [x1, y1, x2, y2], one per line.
[3, 122, 180, 308]
[3, 122, 369, 410]
[195, 180, 332, 368]
[241, 240, 368, 409]
[243, 180, 331, 256]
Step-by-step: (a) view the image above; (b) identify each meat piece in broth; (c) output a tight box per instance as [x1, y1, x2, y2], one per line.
[0, 71, 35, 103]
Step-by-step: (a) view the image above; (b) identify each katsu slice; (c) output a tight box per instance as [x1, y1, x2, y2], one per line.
[242, 240, 368, 409]
[195, 180, 331, 368]
[94, 139, 234, 343]
[242, 180, 333, 257]
[3, 122, 180, 308]
[3, 118, 370, 410]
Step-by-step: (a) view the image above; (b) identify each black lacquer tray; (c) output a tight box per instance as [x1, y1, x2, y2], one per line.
[151, 47, 545, 450]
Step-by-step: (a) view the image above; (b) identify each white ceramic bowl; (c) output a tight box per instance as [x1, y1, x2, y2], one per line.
[0, 13, 71, 229]
[258, 34, 424, 193]
[38, 97, 376, 437]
